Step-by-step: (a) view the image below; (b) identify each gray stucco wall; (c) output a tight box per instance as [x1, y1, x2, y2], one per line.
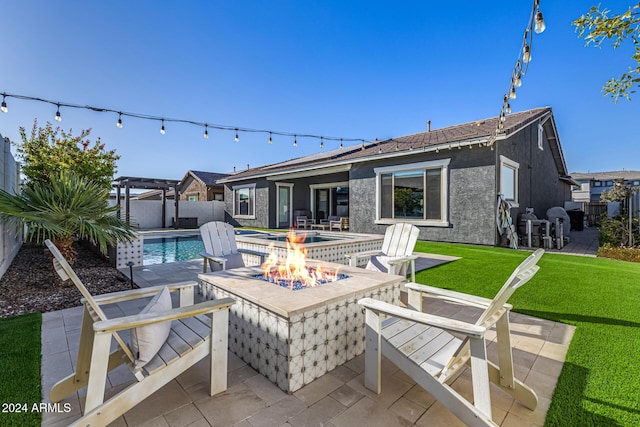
[224, 179, 271, 228]
[497, 122, 568, 222]
[349, 149, 497, 245]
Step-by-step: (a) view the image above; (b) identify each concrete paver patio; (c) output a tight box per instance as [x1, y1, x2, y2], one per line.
[41, 292, 574, 426]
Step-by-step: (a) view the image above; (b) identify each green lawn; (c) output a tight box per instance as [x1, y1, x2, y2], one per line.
[414, 241, 640, 427]
[0, 313, 42, 427]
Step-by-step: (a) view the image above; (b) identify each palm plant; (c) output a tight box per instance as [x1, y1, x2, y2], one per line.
[0, 172, 135, 264]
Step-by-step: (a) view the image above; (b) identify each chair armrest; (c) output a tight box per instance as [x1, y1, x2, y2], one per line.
[238, 248, 269, 262]
[405, 282, 512, 310]
[345, 250, 383, 260]
[386, 255, 419, 265]
[93, 297, 236, 332]
[358, 298, 485, 338]
[89, 281, 198, 305]
[200, 251, 228, 265]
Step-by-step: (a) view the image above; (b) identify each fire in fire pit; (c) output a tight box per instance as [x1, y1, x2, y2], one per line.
[258, 229, 348, 290]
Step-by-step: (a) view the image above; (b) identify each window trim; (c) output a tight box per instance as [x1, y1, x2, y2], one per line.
[374, 159, 450, 227]
[232, 183, 256, 219]
[537, 123, 544, 151]
[499, 155, 519, 207]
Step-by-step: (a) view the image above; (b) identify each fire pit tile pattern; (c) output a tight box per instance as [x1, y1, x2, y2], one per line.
[201, 282, 401, 393]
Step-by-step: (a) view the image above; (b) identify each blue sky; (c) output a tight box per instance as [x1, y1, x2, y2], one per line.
[1, 1, 638, 179]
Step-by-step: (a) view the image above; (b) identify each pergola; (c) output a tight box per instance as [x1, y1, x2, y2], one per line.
[113, 176, 183, 229]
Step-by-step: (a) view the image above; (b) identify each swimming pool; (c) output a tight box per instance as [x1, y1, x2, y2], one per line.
[142, 229, 267, 265]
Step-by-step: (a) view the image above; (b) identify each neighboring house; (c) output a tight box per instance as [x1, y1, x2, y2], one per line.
[132, 170, 229, 201]
[179, 170, 229, 201]
[570, 170, 640, 218]
[220, 107, 573, 245]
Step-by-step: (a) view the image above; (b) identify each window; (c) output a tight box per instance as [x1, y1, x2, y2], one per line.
[374, 159, 449, 226]
[593, 181, 602, 187]
[500, 156, 519, 207]
[233, 184, 256, 218]
[634, 181, 640, 186]
[188, 195, 198, 202]
[214, 193, 223, 201]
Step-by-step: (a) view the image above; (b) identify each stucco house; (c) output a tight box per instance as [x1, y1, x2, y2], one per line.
[220, 107, 573, 245]
[570, 170, 640, 220]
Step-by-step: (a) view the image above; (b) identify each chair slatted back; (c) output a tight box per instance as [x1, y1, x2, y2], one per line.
[381, 223, 420, 257]
[45, 240, 136, 363]
[200, 222, 239, 257]
[475, 249, 544, 328]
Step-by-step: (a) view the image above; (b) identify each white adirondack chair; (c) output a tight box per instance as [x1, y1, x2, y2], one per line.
[358, 249, 544, 427]
[347, 223, 419, 281]
[45, 240, 235, 427]
[199, 221, 268, 273]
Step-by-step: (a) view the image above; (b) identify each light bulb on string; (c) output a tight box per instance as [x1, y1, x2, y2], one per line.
[339, 138, 343, 149]
[293, 135, 297, 147]
[534, 11, 546, 34]
[55, 105, 62, 122]
[204, 124, 209, 139]
[514, 71, 522, 88]
[160, 119, 166, 134]
[320, 137, 324, 149]
[509, 86, 517, 100]
[522, 44, 531, 63]
[506, 102, 511, 114]
[1, 95, 7, 113]
[117, 113, 123, 128]
[234, 129, 239, 142]
[268, 132, 272, 144]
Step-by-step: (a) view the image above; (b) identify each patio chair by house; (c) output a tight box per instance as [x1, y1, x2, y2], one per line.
[346, 223, 419, 281]
[200, 221, 268, 273]
[329, 216, 349, 231]
[358, 249, 544, 427]
[45, 239, 235, 427]
[296, 215, 312, 229]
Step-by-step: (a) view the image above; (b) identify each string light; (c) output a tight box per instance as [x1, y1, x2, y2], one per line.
[320, 136, 324, 149]
[160, 119, 166, 134]
[268, 132, 272, 144]
[293, 135, 297, 147]
[339, 138, 343, 149]
[234, 128, 239, 142]
[0, 91, 371, 150]
[487, 0, 545, 147]
[534, 10, 546, 34]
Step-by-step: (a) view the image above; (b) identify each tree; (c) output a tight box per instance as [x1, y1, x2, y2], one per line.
[600, 179, 639, 246]
[0, 172, 135, 264]
[16, 120, 120, 190]
[573, 3, 640, 101]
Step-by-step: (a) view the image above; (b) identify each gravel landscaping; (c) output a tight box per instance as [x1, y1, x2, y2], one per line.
[0, 242, 133, 318]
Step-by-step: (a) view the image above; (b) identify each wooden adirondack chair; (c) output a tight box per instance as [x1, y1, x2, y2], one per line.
[45, 240, 235, 427]
[358, 249, 544, 427]
[199, 221, 268, 273]
[329, 216, 349, 231]
[347, 223, 419, 281]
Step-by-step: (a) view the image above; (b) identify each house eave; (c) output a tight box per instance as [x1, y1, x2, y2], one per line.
[221, 134, 499, 184]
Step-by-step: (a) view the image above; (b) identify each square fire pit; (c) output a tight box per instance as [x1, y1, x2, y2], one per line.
[199, 260, 403, 393]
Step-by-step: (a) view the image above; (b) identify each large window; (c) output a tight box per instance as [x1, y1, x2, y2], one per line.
[375, 159, 449, 226]
[233, 184, 256, 218]
[500, 156, 519, 206]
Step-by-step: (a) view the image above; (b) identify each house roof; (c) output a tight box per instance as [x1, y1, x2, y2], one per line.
[570, 170, 640, 182]
[222, 107, 562, 183]
[185, 170, 230, 186]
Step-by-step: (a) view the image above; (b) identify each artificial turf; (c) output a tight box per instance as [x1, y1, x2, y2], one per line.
[0, 312, 42, 427]
[413, 241, 640, 427]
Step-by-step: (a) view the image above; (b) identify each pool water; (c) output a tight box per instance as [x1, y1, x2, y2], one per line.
[143, 229, 267, 264]
[260, 235, 340, 244]
[143, 235, 204, 265]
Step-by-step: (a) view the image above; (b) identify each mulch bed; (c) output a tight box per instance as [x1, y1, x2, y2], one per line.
[0, 242, 134, 319]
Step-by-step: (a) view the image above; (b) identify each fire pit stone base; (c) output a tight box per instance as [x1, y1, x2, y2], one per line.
[199, 263, 403, 393]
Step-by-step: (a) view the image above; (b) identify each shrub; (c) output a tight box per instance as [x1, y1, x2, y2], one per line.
[598, 215, 640, 247]
[598, 244, 640, 263]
